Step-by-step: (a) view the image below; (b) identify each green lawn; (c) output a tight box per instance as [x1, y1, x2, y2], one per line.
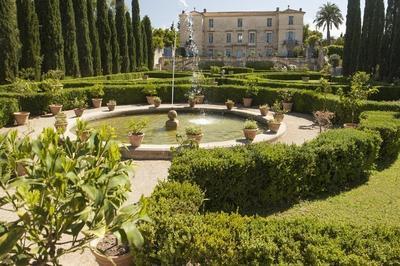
[274, 157, 400, 226]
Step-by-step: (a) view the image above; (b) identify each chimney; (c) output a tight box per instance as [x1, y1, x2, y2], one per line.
[276, 7, 279, 12]
[182, 10, 185, 14]
[203, 8, 207, 13]
[299, 8, 303, 12]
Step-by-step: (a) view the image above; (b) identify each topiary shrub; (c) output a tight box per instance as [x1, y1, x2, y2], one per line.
[0, 98, 18, 127]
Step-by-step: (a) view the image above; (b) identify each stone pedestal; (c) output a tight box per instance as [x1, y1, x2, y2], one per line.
[165, 110, 179, 130]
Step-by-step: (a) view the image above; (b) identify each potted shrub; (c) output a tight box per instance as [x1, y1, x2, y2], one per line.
[42, 79, 64, 115]
[107, 100, 117, 111]
[128, 118, 148, 147]
[259, 104, 269, 116]
[185, 126, 203, 143]
[268, 119, 281, 133]
[75, 119, 91, 142]
[192, 72, 206, 104]
[280, 90, 293, 112]
[338, 72, 377, 128]
[13, 111, 30, 126]
[243, 119, 258, 141]
[153, 96, 162, 108]
[142, 84, 157, 105]
[54, 112, 68, 133]
[272, 100, 286, 122]
[188, 94, 196, 108]
[243, 78, 259, 107]
[225, 99, 235, 110]
[73, 97, 87, 117]
[92, 84, 105, 108]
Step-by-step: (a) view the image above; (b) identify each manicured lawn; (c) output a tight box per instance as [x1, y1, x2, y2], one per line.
[275, 157, 400, 226]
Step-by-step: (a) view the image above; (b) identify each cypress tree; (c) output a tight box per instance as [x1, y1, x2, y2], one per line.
[73, 0, 93, 77]
[0, 0, 20, 84]
[87, 0, 102, 76]
[60, 0, 80, 77]
[109, 8, 120, 74]
[342, 0, 361, 76]
[141, 22, 148, 68]
[142, 16, 154, 70]
[115, 0, 129, 73]
[389, 1, 400, 79]
[380, 0, 397, 80]
[16, 0, 41, 80]
[359, 0, 385, 74]
[97, 0, 112, 75]
[126, 11, 137, 71]
[132, 0, 142, 68]
[35, 0, 65, 73]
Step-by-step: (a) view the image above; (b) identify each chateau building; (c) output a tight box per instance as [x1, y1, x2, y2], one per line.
[179, 7, 305, 59]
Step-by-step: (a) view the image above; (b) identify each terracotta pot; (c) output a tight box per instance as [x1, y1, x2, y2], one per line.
[74, 108, 85, 117]
[195, 95, 205, 104]
[107, 104, 116, 111]
[274, 113, 285, 123]
[92, 98, 103, 108]
[54, 123, 68, 134]
[243, 98, 253, 108]
[129, 133, 145, 147]
[302, 77, 310, 82]
[146, 96, 155, 105]
[154, 102, 161, 108]
[90, 239, 133, 266]
[269, 122, 281, 133]
[243, 128, 258, 141]
[343, 123, 358, 129]
[189, 101, 196, 108]
[226, 102, 234, 110]
[186, 133, 203, 143]
[13, 112, 30, 126]
[259, 107, 269, 116]
[282, 102, 293, 113]
[49, 104, 63, 116]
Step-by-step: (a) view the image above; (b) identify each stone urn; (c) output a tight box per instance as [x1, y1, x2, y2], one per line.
[274, 113, 285, 123]
[92, 98, 103, 108]
[269, 121, 281, 133]
[259, 106, 269, 116]
[13, 112, 30, 126]
[195, 95, 205, 104]
[128, 133, 145, 147]
[49, 104, 63, 116]
[74, 108, 85, 117]
[243, 129, 258, 141]
[165, 110, 179, 130]
[243, 98, 253, 108]
[146, 96, 155, 105]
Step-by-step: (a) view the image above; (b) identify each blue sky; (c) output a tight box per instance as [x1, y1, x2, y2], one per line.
[135, 0, 365, 38]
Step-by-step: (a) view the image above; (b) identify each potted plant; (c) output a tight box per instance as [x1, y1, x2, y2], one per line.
[43, 79, 64, 115]
[54, 112, 68, 133]
[280, 90, 293, 112]
[13, 110, 30, 126]
[153, 96, 162, 108]
[128, 118, 148, 147]
[73, 98, 87, 117]
[75, 119, 91, 142]
[185, 126, 203, 143]
[268, 119, 281, 133]
[243, 120, 258, 141]
[188, 94, 196, 108]
[192, 72, 206, 104]
[259, 104, 269, 116]
[92, 84, 105, 108]
[142, 84, 157, 105]
[272, 100, 286, 122]
[243, 78, 259, 107]
[107, 100, 117, 111]
[225, 99, 235, 110]
[338, 72, 377, 128]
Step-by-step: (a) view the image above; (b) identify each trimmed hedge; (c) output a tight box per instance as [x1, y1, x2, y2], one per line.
[0, 98, 18, 127]
[198, 60, 224, 70]
[222, 66, 254, 74]
[360, 111, 400, 166]
[169, 129, 381, 213]
[134, 181, 400, 265]
[245, 61, 274, 70]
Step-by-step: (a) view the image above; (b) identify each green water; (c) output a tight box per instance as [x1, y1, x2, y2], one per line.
[86, 112, 263, 144]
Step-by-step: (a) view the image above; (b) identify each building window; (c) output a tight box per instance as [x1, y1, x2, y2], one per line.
[266, 32, 273, 44]
[225, 49, 232, 57]
[237, 18, 243, 28]
[249, 32, 256, 45]
[209, 19, 214, 28]
[287, 31, 295, 41]
[267, 18, 272, 27]
[266, 48, 273, 57]
[237, 49, 243, 58]
[237, 33, 243, 43]
[289, 16, 294, 25]
[207, 49, 213, 58]
[226, 33, 232, 43]
[208, 33, 213, 44]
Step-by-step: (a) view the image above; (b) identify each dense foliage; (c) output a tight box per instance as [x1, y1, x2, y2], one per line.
[0, 98, 19, 128]
[343, 0, 361, 76]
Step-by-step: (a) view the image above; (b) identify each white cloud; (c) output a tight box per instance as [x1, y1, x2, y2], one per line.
[178, 0, 188, 8]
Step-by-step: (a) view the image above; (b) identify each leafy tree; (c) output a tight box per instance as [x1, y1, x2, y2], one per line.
[358, 0, 385, 74]
[314, 2, 343, 43]
[73, 0, 93, 77]
[115, 0, 129, 73]
[60, 0, 80, 77]
[141, 21, 148, 68]
[132, 0, 142, 68]
[109, 8, 120, 74]
[16, 0, 41, 80]
[343, 0, 361, 76]
[126, 11, 137, 71]
[87, 0, 102, 76]
[97, 0, 112, 75]
[388, 0, 400, 80]
[35, 0, 65, 73]
[142, 16, 154, 70]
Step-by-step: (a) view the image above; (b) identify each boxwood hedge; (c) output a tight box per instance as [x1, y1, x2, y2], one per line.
[0, 98, 19, 127]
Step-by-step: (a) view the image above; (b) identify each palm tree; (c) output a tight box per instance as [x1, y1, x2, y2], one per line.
[314, 2, 344, 43]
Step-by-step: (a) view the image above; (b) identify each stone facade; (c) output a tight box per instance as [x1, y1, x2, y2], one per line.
[179, 7, 305, 59]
